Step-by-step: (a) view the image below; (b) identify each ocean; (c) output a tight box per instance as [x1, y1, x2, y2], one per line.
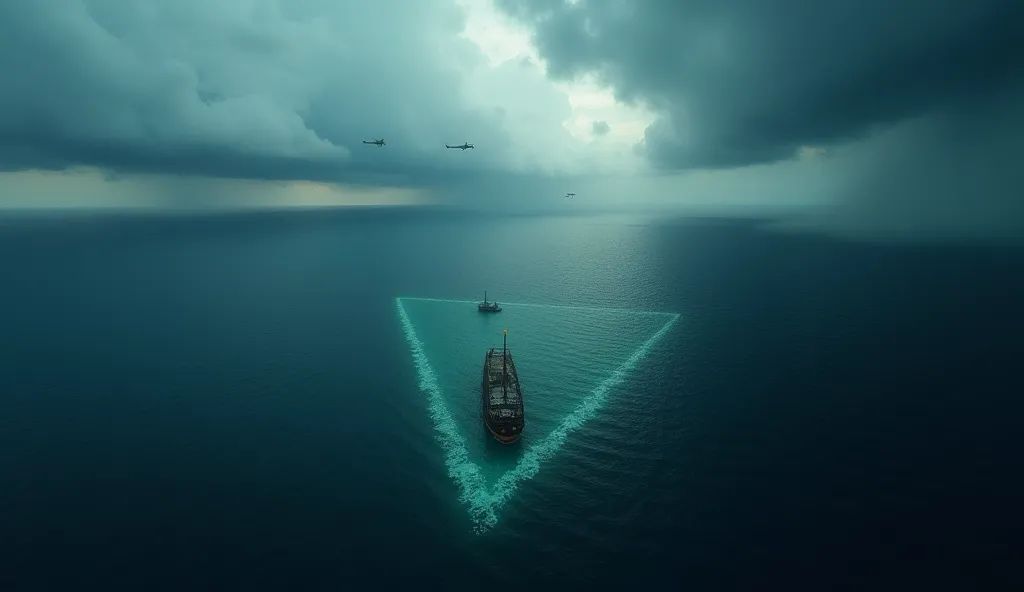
[1, 207, 1020, 589]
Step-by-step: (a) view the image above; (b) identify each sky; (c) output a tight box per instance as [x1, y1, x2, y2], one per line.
[1, 0, 1022, 243]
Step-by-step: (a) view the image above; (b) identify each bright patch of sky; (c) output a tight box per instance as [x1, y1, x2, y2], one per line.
[455, 0, 655, 175]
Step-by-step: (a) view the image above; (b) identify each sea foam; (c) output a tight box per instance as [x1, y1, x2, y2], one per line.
[396, 297, 679, 534]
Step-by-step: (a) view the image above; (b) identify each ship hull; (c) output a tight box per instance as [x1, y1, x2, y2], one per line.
[481, 346, 525, 444]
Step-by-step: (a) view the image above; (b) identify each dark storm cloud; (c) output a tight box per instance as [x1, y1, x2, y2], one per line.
[495, 0, 1024, 170]
[591, 121, 610, 136]
[0, 0, 523, 187]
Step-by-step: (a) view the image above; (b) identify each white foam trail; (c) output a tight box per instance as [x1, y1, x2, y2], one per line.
[489, 312, 680, 513]
[395, 297, 680, 534]
[395, 298, 497, 527]
[399, 296, 675, 317]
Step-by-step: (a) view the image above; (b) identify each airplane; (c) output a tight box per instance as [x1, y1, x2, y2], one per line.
[445, 142, 474, 150]
[363, 138, 386, 147]
[565, 192, 576, 199]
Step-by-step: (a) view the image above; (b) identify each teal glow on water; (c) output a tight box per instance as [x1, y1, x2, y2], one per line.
[397, 297, 679, 533]
[5, 209, 1018, 588]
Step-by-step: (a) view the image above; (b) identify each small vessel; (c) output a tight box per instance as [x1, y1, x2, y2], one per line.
[477, 291, 502, 313]
[481, 329, 525, 444]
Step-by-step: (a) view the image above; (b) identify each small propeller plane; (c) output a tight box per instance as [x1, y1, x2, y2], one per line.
[363, 138, 386, 147]
[565, 192, 576, 199]
[445, 142, 474, 150]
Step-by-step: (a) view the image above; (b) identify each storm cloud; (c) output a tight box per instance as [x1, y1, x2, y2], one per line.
[493, 0, 1024, 242]
[0, 0, 589, 190]
[494, 0, 1024, 169]
[2, 0, 1023, 242]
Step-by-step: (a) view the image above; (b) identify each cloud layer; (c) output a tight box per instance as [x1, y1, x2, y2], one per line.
[0, 0, 596, 190]
[492, 0, 1024, 242]
[2, 0, 1022, 243]
[495, 0, 1024, 170]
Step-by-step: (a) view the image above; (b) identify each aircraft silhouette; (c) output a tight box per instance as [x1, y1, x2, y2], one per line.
[445, 142, 474, 150]
[565, 192, 576, 199]
[363, 138, 386, 147]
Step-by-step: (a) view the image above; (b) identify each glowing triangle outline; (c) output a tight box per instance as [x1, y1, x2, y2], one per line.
[395, 297, 680, 534]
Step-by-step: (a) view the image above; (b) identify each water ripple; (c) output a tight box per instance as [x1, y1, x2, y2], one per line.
[395, 297, 679, 533]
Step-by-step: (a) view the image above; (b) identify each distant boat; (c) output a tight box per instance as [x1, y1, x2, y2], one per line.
[477, 291, 502, 313]
[481, 329, 525, 444]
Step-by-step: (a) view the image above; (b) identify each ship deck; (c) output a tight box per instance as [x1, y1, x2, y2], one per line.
[484, 349, 523, 420]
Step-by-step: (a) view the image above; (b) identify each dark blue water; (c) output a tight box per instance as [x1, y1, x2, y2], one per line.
[1, 208, 1020, 589]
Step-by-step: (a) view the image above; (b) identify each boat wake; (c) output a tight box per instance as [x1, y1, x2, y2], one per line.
[395, 297, 680, 534]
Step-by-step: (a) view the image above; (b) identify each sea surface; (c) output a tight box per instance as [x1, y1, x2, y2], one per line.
[1, 207, 1020, 589]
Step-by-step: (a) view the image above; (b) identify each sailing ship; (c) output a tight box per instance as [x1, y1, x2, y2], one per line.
[481, 329, 525, 443]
